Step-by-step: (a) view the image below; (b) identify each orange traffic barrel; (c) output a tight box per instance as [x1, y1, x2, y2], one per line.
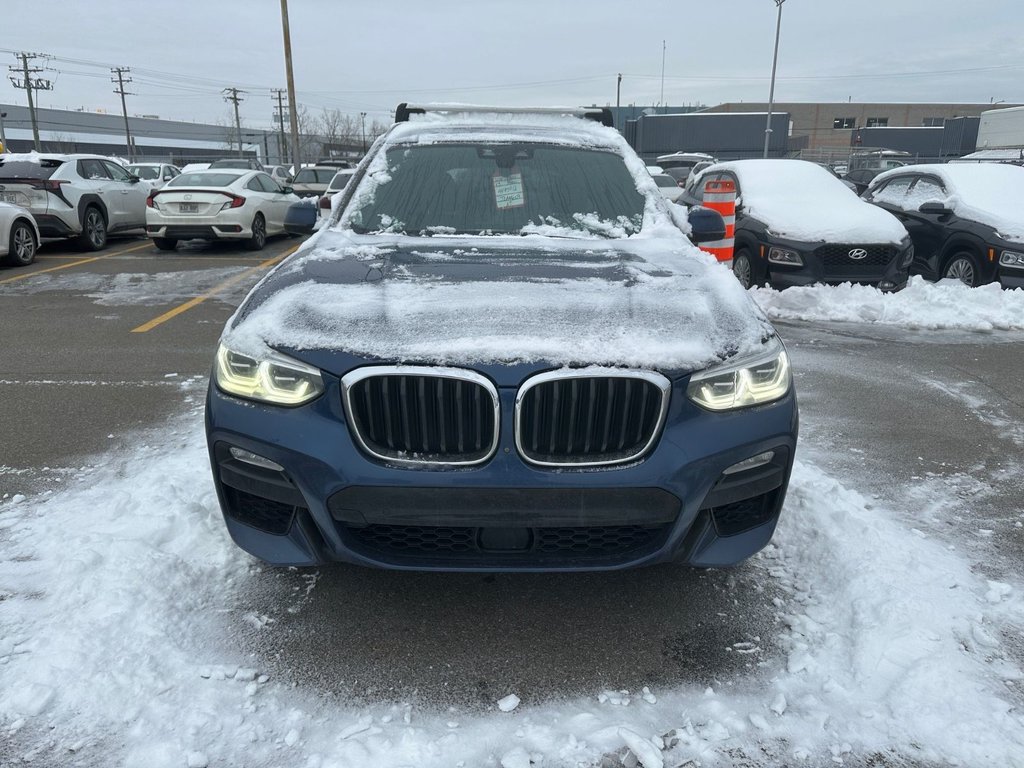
[699, 179, 735, 263]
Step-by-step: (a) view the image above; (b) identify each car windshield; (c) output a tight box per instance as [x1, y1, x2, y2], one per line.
[167, 172, 242, 187]
[127, 165, 160, 180]
[294, 168, 336, 184]
[348, 143, 646, 238]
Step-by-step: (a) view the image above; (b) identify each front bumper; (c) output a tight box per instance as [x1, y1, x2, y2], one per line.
[765, 237, 911, 291]
[205, 370, 798, 572]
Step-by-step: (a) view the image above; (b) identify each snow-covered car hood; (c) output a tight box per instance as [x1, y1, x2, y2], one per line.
[223, 229, 775, 375]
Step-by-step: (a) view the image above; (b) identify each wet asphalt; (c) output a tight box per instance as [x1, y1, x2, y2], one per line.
[1, 244, 1022, 709]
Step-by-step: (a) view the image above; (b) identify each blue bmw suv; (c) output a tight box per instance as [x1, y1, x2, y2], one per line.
[205, 105, 798, 572]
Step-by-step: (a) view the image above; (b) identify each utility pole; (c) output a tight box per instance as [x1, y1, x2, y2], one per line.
[270, 88, 290, 163]
[111, 67, 134, 160]
[616, 73, 622, 111]
[272, 88, 288, 162]
[0, 111, 8, 151]
[660, 41, 666, 112]
[9, 52, 53, 151]
[360, 112, 367, 153]
[280, 0, 302, 171]
[223, 87, 246, 157]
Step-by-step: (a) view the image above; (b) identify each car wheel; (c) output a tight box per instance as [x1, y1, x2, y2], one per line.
[245, 213, 267, 251]
[5, 220, 38, 266]
[153, 238, 178, 251]
[732, 249, 763, 289]
[943, 251, 981, 287]
[77, 206, 107, 251]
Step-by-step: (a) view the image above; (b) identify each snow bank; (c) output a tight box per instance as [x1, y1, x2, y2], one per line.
[714, 159, 907, 244]
[1, 392, 1023, 766]
[751, 276, 1024, 331]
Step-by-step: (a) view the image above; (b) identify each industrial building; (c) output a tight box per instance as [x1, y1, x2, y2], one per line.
[0, 102, 356, 165]
[625, 101, 1021, 163]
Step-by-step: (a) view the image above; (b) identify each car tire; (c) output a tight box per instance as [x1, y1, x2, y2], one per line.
[732, 249, 763, 289]
[153, 238, 178, 251]
[5, 220, 38, 266]
[76, 206, 108, 251]
[245, 213, 267, 251]
[942, 250, 982, 287]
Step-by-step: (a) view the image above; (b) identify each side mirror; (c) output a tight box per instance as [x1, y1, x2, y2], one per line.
[128, 175, 140, 184]
[163, 175, 172, 181]
[284, 201, 317, 235]
[281, 186, 294, 195]
[687, 205, 726, 245]
[919, 201, 952, 216]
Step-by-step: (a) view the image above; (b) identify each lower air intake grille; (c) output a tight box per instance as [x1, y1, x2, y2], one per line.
[516, 370, 670, 467]
[343, 367, 499, 466]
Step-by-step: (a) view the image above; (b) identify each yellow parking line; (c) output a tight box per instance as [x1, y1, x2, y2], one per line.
[0, 242, 150, 285]
[130, 246, 298, 333]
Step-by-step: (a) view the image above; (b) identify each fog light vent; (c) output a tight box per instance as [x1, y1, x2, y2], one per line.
[723, 451, 775, 476]
[229, 447, 284, 472]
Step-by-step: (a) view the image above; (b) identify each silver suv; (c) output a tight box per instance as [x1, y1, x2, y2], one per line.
[0, 154, 149, 250]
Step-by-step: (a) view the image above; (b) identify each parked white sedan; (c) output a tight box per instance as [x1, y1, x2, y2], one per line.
[0, 201, 40, 267]
[145, 169, 300, 251]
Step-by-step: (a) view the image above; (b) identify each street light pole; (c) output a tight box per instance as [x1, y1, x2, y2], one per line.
[763, 0, 785, 159]
[360, 112, 366, 153]
[0, 111, 7, 151]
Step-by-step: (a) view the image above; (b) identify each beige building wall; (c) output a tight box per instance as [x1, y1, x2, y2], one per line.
[701, 102, 1021, 150]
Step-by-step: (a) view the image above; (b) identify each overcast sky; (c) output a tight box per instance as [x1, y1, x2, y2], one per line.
[4, 0, 1022, 128]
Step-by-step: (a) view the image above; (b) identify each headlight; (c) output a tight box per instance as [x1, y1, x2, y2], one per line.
[214, 343, 324, 406]
[899, 239, 914, 268]
[687, 341, 792, 411]
[768, 247, 803, 266]
[999, 250, 1024, 268]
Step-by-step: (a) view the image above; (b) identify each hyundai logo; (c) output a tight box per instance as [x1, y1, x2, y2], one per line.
[848, 248, 868, 260]
[184, 194, 192, 200]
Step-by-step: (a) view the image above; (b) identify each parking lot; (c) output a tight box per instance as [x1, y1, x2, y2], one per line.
[2, 232, 1023, 767]
[0, 233, 301, 496]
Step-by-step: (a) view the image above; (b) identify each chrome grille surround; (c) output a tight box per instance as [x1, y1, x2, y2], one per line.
[515, 368, 671, 469]
[341, 366, 500, 467]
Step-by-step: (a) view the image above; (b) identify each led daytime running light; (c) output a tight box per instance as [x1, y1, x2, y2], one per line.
[215, 344, 324, 406]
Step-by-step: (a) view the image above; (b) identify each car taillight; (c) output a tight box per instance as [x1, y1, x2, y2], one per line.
[146, 193, 159, 209]
[219, 195, 246, 211]
[41, 180, 69, 192]
[319, 195, 331, 209]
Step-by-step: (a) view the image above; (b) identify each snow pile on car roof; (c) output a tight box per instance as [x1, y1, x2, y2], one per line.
[875, 163, 1024, 242]
[752, 276, 1024, 330]
[715, 159, 907, 244]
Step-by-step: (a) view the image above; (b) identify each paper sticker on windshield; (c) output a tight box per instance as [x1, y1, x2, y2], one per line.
[493, 171, 525, 210]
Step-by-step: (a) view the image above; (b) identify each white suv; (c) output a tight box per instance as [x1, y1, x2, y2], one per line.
[0, 154, 150, 250]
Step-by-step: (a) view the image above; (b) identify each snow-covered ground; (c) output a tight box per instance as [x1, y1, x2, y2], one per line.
[2, 375, 1023, 767]
[3, 278, 1024, 766]
[752, 277, 1024, 332]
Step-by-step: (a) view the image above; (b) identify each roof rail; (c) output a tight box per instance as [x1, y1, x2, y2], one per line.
[394, 103, 614, 128]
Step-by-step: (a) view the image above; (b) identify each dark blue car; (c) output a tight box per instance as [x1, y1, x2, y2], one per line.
[205, 105, 798, 572]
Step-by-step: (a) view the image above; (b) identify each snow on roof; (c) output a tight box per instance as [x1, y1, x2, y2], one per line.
[873, 163, 1024, 241]
[954, 149, 1024, 162]
[710, 159, 907, 243]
